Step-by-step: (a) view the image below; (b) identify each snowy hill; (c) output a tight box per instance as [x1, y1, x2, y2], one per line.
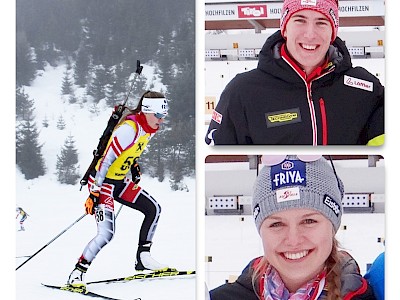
[15, 63, 196, 299]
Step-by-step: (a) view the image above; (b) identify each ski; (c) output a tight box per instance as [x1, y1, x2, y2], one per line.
[87, 269, 196, 285]
[42, 283, 141, 300]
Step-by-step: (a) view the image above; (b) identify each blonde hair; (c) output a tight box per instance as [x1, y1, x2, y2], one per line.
[251, 237, 342, 300]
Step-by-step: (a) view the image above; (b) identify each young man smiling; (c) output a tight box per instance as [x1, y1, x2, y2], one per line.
[205, 0, 384, 145]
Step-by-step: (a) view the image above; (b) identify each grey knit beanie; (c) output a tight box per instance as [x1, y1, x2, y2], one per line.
[252, 156, 344, 233]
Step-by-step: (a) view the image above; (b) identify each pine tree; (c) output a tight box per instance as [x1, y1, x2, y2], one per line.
[90, 67, 110, 103]
[57, 115, 66, 130]
[42, 115, 49, 128]
[16, 120, 46, 179]
[131, 73, 148, 99]
[55, 135, 80, 184]
[69, 93, 78, 104]
[16, 31, 36, 86]
[74, 46, 91, 87]
[89, 103, 100, 116]
[61, 69, 73, 95]
[15, 92, 46, 180]
[16, 87, 35, 121]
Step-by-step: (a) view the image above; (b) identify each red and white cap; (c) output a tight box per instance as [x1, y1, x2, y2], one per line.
[280, 0, 339, 42]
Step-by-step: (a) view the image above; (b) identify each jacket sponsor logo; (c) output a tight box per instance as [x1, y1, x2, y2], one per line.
[238, 5, 267, 18]
[276, 187, 301, 203]
[344, 75, 373, 92]
[211, 110, 222, 124]
[323, 195, 341, 216]
[268, 113, 298, 122]
[266, 108, 302, 128]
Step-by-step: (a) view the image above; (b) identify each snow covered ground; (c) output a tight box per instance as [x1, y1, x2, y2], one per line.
[15, 172, 196, 300]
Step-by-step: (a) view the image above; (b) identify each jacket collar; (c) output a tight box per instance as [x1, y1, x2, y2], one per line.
[257, 30, 352, 82]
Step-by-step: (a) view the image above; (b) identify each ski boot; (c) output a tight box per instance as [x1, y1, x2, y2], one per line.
[135, 242, 169, 272]
[67, 257, 91, 289]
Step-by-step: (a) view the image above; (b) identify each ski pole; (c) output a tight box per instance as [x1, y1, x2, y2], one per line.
[115, 204, 123, 218]
[16, 213, 87, 271]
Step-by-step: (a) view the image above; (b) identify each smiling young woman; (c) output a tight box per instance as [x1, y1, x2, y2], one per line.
[209, 156, 376, 300]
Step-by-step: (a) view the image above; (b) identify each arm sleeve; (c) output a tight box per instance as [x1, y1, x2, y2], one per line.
[205, 76, 252, 145]
[365, 82, 384, 146]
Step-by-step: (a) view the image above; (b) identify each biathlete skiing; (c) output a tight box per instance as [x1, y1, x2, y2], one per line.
[16, 206, 29, 231]
[67, 90, 172, 289]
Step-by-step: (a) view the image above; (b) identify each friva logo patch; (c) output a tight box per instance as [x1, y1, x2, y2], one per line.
[266, 108, 301, 128]
[271, 160, 306, 190]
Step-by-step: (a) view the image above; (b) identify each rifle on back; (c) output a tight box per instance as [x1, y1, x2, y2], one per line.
[79, 60, 143, 189]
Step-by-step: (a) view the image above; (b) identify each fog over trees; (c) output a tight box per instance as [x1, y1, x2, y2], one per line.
[16, 0, 195, 189]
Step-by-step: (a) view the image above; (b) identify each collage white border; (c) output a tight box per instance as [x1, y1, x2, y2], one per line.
[3, 1, 398, 299]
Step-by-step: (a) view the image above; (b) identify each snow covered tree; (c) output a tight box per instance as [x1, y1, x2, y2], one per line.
[68, 93, 78, 104]
[74, 46, 91, 87]
[56, 115, 66, 130]
[55, 135, 80, 185]
[42, 115, 49, 128]
[16, 120, 46, 179]
[16, 31, 36, 86]
[15, 91, 46, 179]
[61, 69, 74, 95]
[89, 103, 100, 115]
[89, 67, 110, 103]
[16, 87, 35, 121]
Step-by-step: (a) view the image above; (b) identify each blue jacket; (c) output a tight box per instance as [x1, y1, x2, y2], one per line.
[364, 252, 384, 300]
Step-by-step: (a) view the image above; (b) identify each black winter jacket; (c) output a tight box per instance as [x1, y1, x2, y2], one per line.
[210, 253, 377, 300]
[205, 30, 384, 145]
